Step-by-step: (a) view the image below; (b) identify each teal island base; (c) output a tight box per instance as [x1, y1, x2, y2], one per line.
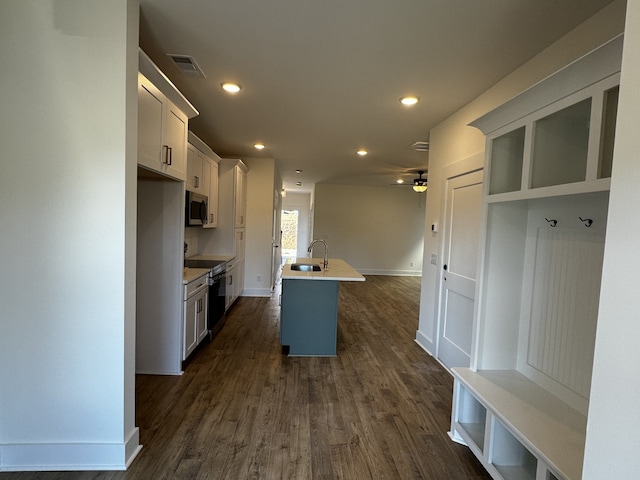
[280, 278, 339, 356]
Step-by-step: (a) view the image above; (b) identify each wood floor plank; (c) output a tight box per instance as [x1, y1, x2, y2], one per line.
[2, 275, 490, 480]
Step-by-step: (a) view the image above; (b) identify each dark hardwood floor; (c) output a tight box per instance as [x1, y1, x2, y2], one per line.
[3, 276, 490, 480]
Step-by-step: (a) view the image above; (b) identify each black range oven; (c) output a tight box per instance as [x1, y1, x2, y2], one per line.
[184, 259, 227, 340]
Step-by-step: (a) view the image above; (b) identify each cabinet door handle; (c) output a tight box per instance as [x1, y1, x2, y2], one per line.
[195, 176, 199, 188]
[163, 145, 169, 165]
[163, 145, 173, 165]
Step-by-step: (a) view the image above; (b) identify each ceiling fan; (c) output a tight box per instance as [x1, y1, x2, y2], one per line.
[392, 170, 428, 192]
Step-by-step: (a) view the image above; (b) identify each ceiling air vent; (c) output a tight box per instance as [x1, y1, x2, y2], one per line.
[167, 54, 205, 78]
[409, 141, 430, 152]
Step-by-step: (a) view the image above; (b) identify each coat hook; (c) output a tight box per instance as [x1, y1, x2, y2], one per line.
[579, 216, 593, 227]
[545, 218, 557, 227]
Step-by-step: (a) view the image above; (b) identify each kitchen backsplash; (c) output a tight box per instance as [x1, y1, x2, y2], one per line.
[184, 228, 200, 257]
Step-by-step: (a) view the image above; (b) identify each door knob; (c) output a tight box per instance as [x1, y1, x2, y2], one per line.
[443, 264, 448, 271]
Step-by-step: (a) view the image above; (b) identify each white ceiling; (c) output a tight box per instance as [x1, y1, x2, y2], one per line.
[139, 0, 615, 193]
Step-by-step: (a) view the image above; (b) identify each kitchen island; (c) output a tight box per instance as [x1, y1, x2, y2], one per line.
[280, 258, 365, 356]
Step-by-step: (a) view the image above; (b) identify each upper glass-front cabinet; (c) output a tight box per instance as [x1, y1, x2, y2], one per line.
[484, 74, 619, 201]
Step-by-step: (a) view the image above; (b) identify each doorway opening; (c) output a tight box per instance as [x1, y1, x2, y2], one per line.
[281, 209, 299, 261]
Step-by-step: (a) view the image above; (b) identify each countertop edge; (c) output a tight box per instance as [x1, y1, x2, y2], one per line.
[281, 258, 365, 282]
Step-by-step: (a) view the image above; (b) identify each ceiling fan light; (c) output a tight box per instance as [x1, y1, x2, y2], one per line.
[412, 170, 427, 192]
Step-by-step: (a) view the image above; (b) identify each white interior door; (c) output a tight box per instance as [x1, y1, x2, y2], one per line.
[437, 169, 483, 369]
[271, 190, 282, 292]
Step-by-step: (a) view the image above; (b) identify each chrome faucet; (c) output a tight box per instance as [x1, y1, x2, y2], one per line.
[308, 239, 328, 269]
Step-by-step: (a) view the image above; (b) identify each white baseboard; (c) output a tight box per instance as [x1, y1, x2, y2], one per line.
[0, 427, 142, 472]
[415, 330, 435, 356]
[357, 269, 422, 276]
[241, 287, 272, 297]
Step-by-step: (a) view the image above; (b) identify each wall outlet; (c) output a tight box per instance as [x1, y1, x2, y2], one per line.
[430, 254, 438, 265]
[410, 262, 414, 267]
[257, 274, 262, 282]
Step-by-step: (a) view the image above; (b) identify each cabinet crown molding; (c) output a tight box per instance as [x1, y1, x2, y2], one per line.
[470, 34, 623, 135]
[139, 48, 199, 119]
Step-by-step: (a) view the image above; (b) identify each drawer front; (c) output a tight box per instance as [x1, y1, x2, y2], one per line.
[185, 273, 209, 299]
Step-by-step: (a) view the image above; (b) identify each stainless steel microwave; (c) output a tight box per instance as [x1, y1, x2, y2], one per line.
[185, 191, 208, 226]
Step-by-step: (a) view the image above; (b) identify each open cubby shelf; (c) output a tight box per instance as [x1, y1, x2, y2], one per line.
[451, 369, 584, 480]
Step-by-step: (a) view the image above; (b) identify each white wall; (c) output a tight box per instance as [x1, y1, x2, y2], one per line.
[416, 0, 627, 354]
[243, 157, 279, 296]
[282, 192, 312, 259]
[313, 184, 425, 275]
[583, 2, 640, 477]
[0, 0, 140, 471]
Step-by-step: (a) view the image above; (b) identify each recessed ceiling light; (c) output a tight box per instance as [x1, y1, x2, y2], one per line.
[295, 169, 302, 174]
[357, 149, 368, 156]
[396, 179, 404, 184]
[254, 143, 265, 150]
[400, 96, 419, 106]
[296, 182, 302, 187]
[221, 82, 241, 93]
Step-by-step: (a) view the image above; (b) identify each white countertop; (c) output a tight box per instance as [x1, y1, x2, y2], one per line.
[281, 258, 365, 282]
[182, 267, 210, 284]
[186, 254, 235, 262]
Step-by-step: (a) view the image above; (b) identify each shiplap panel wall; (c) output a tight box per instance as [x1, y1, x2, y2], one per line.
[526, 226, 605, 398]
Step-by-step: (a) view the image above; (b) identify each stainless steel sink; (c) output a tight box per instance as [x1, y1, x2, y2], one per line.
[291, 263, 321, 272]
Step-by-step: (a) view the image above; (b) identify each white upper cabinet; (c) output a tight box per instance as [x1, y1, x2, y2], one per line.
[187, 131, 220, 229]
[479, 75, 619, 203]
[472, 36, 623, 204]
[204, 157, 219, 228]
[138, 73, 188, 181]
[186, 143, 206, 194]
[234, 166, 247, 228]
[137, 49, 198, 181]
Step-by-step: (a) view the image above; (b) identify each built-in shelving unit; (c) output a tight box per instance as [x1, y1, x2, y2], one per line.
[449, 35, 623, 480]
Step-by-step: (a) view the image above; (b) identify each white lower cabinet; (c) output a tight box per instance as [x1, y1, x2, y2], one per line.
[225, 261, 235, 311]
[183, 272, 208, 361]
